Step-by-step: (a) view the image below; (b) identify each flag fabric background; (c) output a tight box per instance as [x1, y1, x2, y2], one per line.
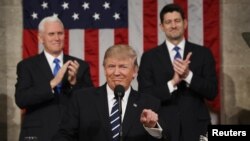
[22, 0, 220, 114]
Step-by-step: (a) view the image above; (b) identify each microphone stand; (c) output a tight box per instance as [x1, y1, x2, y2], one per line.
[118, 93, 123, 141]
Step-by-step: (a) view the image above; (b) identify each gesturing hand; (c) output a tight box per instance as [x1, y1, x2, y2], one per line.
[140, 109, 158, 128]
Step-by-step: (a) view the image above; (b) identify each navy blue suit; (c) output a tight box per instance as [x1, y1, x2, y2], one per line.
[53, 84, 162, 141]
[138, 41, 218, 141]
[15, 52, 93, 141]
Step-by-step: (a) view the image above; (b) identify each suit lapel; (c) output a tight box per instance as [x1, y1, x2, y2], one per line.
[122, 89, 141, 137]
[95, 85, 112, 141]
[157, 42, 174, 75]
[37, 52, 54, 82]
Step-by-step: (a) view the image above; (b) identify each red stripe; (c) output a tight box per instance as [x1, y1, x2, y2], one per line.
[174, 0, 188, 38]
[22, 30, 38, 59]
[84, 29, 99, 87]
[63, 29, 69, 55]
[114, 28, 128, 44]
[143, 0, 158, 52]
[203, 0, 220, 113]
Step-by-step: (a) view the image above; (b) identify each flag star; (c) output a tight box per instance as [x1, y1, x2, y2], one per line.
[93, 12, 100, 20]
[103, 1, 110, 9]
[41, 1, 48, 9]
[62, 2, 69, 10]
[31, 12, 38, 19]
[52, 13, 58, 17]
[113, 12, 120, 20]
[72, 13, 79, 20]
[82, 2, 89, 10]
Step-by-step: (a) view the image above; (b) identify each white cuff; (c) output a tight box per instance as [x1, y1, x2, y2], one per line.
[144, 122, 163, 139]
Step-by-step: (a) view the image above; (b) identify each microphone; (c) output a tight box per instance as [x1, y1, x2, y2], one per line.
[114, 85, 125, 99]
[114, 85, 125, 141]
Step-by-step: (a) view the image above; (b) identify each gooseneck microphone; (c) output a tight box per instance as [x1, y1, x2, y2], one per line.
[114, 85, 125, 141]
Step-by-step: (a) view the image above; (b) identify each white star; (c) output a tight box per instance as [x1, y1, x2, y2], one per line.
[103, 2, 110, 9]
[82, 2, 89, 10]
[41, 1, 48, 9]
[72, 13, 79, 20]
[31, 12, 38, 19]
[113, 12, 120, 20]
[93, 12, 100, 20]
[62, 2, 69, 10]
[52, 13, 58, 17]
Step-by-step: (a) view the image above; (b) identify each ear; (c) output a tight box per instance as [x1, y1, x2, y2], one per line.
[160, 23, 164, 31]
[38, 33, 43, 44]
[184, 19, 188, 30]
[132, 66, 138, 79]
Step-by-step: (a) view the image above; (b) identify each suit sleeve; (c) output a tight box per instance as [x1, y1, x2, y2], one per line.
[189, 48, 218, 100]
[73, 60, 93, 89]
[138, 53, 172, 101]
[15, 61, 55, 109]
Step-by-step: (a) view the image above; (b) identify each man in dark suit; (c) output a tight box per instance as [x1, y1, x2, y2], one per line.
[137, 4, 217, 141]
[15, 16, 93, 141]
[52, 44, 164, 141]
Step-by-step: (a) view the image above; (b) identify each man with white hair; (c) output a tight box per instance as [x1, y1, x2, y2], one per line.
[15, 16, 93, 141]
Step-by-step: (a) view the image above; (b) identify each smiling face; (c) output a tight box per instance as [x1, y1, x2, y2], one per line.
[103, 45, 138, 91]
[39, 21, 64, 57]
[160, 11, 187, 44]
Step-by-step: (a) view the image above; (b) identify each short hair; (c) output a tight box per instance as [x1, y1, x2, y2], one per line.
[103, 44, 138, 67]
[160, 3, 185, 23]
[38, 16, 64, 32]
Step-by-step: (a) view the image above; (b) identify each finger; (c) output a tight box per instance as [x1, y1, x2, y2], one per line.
[184, 52, 192, 62]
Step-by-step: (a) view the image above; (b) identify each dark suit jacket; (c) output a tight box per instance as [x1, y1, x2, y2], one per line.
[137, 41, 218, 141]
[53, 84, 162, 141]
[15, 52, 93, 141]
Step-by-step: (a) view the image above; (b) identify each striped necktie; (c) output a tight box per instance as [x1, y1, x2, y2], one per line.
[110, 100, 120, 141]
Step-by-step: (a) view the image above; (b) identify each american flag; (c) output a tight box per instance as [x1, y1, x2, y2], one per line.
[22, 0, 220, 113]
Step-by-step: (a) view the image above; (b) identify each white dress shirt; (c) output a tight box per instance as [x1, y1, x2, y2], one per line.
[165, 39, 193, 94]
[106, 84, 162, 138]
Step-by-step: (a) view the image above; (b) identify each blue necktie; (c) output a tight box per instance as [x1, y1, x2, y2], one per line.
[110, 100, 120, 141]
[53, 58, 61, 93]
[173, 46, 182, 60]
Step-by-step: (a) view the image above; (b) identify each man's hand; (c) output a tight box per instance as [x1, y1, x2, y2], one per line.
[50, 61, 71, 89]
[173, 52, 192, 79]
[67, 60, 79, 85]
[140, 109, 158, 128]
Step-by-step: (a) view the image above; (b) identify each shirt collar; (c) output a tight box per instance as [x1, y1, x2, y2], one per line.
[106, 84, 130, 103]
[44, 50, 63, 66]
[165, 39, 186, 52]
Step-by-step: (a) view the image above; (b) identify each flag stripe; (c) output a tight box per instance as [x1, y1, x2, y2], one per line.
[69, 30, 84, 59]
[63, 30, 69, 55]
[143, 0, 158, 52]
[23, 30, 38, 59]
[188, 0, 203, 45]
[115, 28, 128, 44]
[203, 0, 220, 112]
[85, 29, 99, 87]
[99, 29, 114, 86]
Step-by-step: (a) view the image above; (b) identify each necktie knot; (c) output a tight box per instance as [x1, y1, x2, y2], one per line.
[53, 58, 60, 64]
[173, 46, 181, 60]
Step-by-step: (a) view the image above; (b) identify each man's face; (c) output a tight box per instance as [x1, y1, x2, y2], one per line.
[104, 57, 137, 91]
[160, 11, 187, 42]
[39, 21, 64, 56]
